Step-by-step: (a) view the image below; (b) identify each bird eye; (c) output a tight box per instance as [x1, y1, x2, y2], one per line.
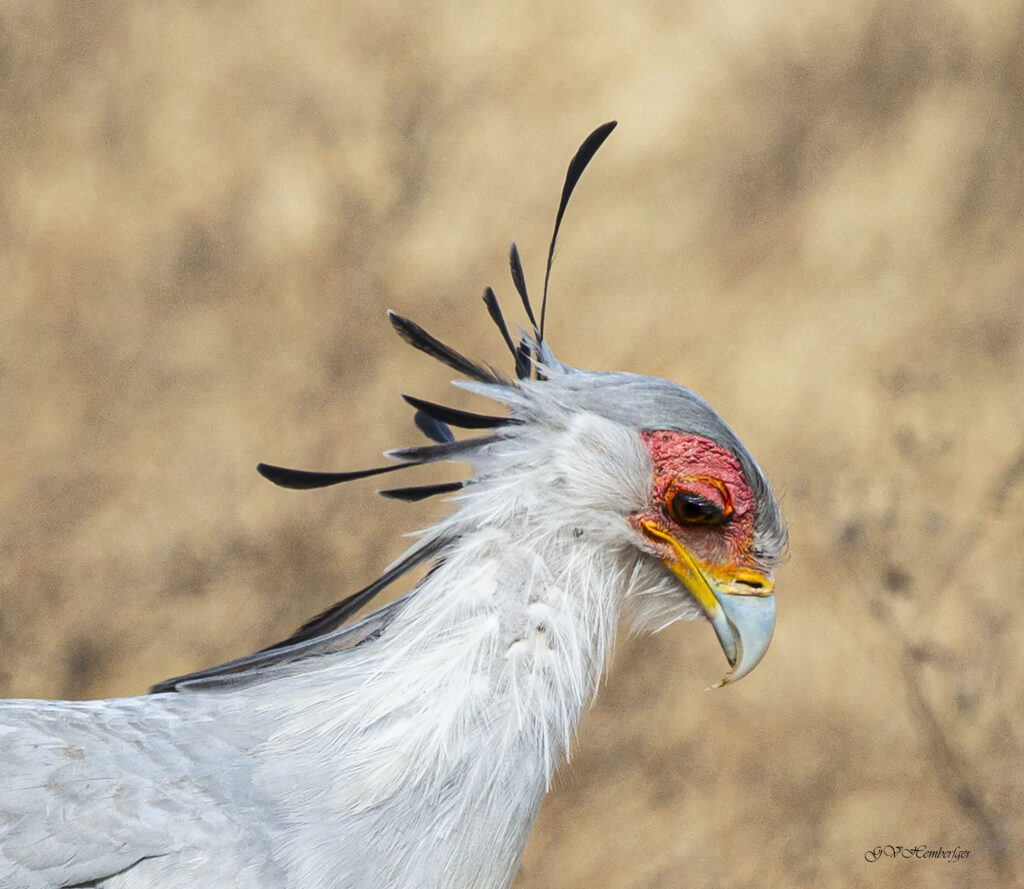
[667, 490, 726, 526]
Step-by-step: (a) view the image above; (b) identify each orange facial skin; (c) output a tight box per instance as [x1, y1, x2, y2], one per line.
[632, 429, 760, 577]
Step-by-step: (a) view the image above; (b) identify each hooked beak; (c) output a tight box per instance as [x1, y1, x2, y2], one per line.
[639, 519, 776, 688]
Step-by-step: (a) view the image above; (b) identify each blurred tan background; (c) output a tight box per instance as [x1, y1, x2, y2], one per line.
[1, 2, 1022, 887]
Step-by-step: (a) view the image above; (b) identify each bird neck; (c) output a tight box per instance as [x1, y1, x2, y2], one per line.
[253, 499, 634, 794]
[245, 417, 649, 888]
[382, 517, 627, 779]
[348, 414, 648, 781]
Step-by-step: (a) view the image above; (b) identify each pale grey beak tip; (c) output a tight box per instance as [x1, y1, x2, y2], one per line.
[708, 592, 776, 689]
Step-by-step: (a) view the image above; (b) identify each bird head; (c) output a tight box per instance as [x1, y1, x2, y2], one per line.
[630, 428, 779, 685]
[459, 358, 786, 687]
[158, 122, 785, 696]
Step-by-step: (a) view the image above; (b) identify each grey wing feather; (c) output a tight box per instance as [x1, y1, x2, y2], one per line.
[0, 697, 275, 888]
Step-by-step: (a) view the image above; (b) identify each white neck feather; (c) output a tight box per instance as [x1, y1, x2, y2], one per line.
[243, 413, 656, 888]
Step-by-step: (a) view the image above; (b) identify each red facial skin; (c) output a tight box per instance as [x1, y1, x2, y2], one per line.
[633, 429, 757, 571]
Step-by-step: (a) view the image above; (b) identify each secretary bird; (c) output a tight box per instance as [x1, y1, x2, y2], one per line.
[0, 122, 786, 889]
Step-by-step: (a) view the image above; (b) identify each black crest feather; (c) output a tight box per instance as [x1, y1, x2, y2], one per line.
[388, 311, 504, 385]
[257, 461, 419, 490]
[402, 393, 515, 430]
[482, 287, 518, 359]
[508, 242, 537, 337]
[378, 481, 467, 502]
[514, 339, 532, 381]
[414, 410, 455, 444]
[540, 121, 617, 339]
[384, 435, 501, 464]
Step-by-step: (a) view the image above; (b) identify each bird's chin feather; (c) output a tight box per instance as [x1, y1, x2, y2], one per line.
[623, 557, 705, 635]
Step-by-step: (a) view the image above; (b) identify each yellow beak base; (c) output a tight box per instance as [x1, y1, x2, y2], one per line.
[639, 519, 776, 687]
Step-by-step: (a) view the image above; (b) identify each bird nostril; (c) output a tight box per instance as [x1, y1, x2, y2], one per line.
[732, 569, 773, 595]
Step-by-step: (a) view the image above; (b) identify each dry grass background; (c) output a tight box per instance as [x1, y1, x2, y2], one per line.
[1, 2, 1022, 887]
